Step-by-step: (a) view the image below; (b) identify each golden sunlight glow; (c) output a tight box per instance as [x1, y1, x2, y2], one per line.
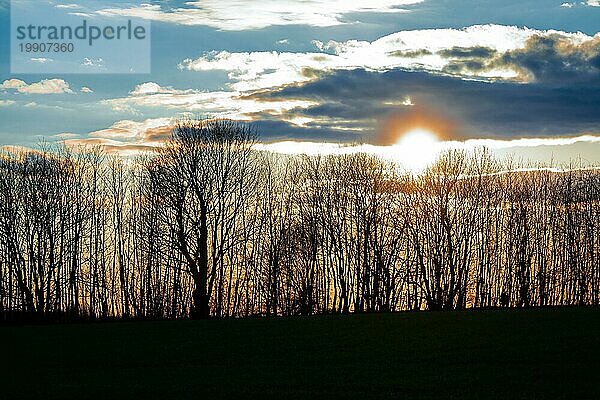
[393, 128, 440, 171]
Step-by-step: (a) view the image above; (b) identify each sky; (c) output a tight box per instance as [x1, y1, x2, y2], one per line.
[0, 0, 599, 167]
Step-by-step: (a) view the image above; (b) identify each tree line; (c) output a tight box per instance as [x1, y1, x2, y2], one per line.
[1, 119, 599, 320]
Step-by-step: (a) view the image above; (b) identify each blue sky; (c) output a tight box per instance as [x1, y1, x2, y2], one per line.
[0, 0, 599, 164]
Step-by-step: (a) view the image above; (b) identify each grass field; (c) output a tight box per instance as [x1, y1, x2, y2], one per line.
[1, 308, 599, 399]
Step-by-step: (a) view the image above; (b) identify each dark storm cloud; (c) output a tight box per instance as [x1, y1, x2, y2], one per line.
[243, 30, 600, 143]
[389, 49, 433, 58]
[443, 60, 488, 75]
[498, 34, 600, 83]
[438, 46, 497, 59]
[254, 67, 600, 142]
[437, 34, 600, 83]
[250, 118, 364, 142]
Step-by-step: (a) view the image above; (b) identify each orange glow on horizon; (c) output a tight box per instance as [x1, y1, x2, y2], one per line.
[375, 105, 459, 146]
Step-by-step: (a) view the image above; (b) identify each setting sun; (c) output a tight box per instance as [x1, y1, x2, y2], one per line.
[394, 128, 440, 171]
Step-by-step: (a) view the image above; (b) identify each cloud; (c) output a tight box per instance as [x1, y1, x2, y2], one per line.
[454, 134, 600, 149]
[82, 58, 104, 68]
[80, 87, 94, 93]
[21, 101, 69, 110]
[250, 65, 600, 141]
[55, 4, 82, 9]
[68, 117, 366, 156]
[18, 79, 74, 94]
[69, 84, 600, 158]
[67, 120, 600, 166]
[180, 25, 597, 92]
[254, 133, 600, 171]
[90, 118, 174, 142]
[1, 78, 73, 94]
[106, 25, 599, 144]
[69, 12, 93, 17]
[437, 46, 497, 59]
[104, 82, 317, 120]
[30, 57, 53, 64]
[129, 82, 188, 96]
[442, 33, 600, 83]
[257, 134, 600, 153]
[1, 79, 27, 90]
[64, 118, 176, 155]
[51, 132, 80, 139]
[179, 50, 341, 91]
[90, 24, 600, 147]
[0, 100, 16, 107]
[560, 1, 599, 7]
[96, 0, 423, 30]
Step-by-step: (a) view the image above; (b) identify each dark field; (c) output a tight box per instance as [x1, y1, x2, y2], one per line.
[1, 308, 599, 399]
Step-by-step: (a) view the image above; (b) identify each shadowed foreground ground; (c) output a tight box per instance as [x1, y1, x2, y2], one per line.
[1, 308, 599, 399]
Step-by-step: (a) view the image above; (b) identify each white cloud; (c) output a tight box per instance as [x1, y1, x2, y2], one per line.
[55, 4, 81, 9]
[51, 132, 80, 139]
[22, 102, 69, 110]
[1, 79, 27, 90]
[20, 79, 73, 94]
[64, 118, 178, 156]
[383, 97, 414, 106]
[129, 82, 189, 96]
[560, 1, 599, 7]
[90, 118, 173, 141]
[0, 100, 16, 106]
[180, 50, 341, 91]
[69, 12, 93, 17]
[80, 87, 94, 93]
[311, 40, 325, 51]
[1, 78, 73, 94]
[256, 134, 600, 171]
[30, 57, 53, 64]
[180, 25, 594, 91]
[444, 135, 600, 150]
[96, 0, 423, 30]
[82, 58, 104, 68]
[105, 82, 317, 120]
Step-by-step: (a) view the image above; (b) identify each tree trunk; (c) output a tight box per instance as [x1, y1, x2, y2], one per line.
[192, 202, 210, 319]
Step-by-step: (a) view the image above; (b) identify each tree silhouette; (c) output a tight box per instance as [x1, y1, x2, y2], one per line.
[1, 121, 599, 321]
